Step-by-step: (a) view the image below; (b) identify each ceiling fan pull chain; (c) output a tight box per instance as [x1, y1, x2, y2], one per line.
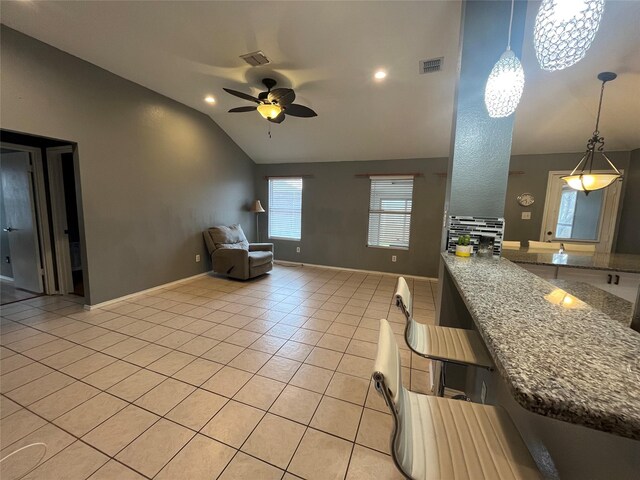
[268, 123, 272, 139]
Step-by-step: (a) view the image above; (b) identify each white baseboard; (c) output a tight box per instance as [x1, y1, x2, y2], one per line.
[84, 271, 212, 310]
[0, 275, 15, 282]
[274, 260, 437, 281]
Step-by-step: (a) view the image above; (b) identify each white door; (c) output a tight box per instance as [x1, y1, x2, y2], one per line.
[540, 171, 623, 253]
[1, 152, 44, 293]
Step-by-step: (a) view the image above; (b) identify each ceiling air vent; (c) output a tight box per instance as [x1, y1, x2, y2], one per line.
[240, 51, 270, 67]
[419, 57, 443, 74]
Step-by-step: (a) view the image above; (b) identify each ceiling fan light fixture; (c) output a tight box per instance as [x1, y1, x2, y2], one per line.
[257, 103, 282, 120]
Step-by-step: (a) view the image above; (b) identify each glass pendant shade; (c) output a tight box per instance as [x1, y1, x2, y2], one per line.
[257, 103, 282, 120]
[534, 0, 605, 71]
[561, 173, 620, 192]
[484, 49, 525, 118]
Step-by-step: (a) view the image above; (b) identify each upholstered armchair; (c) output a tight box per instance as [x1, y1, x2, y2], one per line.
[203, 224, 273, 280]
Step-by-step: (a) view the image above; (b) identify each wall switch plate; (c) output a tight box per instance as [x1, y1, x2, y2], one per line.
[481, 381, 487, 404]
[195, 254, 201, 262]
[521, 211, 531, 220]
[296, 247, 301, 253]
[391, 255, 397, 262]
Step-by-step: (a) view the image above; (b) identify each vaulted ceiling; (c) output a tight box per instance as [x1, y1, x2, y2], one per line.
[1, 1, 638, 163]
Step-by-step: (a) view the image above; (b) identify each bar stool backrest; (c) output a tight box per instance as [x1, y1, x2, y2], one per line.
[395, 277, 412, 321]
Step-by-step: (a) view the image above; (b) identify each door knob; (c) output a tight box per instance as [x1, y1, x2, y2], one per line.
[3, 227, 16, 232]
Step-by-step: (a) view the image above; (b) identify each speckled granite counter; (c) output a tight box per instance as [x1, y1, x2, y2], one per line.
[442, 253, 640, 440]
[549, 279, 633, 327]
[502, 249, 640, 273]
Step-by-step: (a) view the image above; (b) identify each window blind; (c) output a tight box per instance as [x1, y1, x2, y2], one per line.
[268, 178, 302, 240]
[367, 177, 414, 249]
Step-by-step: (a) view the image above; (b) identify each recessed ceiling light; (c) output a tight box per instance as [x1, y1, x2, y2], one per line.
[374, 70, 387, 80]
[204, 96, 216, 104]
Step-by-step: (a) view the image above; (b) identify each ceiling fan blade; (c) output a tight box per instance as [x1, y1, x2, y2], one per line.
[268, 113, 286, 124]
[223, 88, 260, 104]
[228, 106, 257, 113]
[268, 88, 296, 105]
[284, 104, 317, 118]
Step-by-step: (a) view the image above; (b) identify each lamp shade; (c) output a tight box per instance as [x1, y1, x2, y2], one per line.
[250, 200, 265, 213]
[561, 173, 620, 192]
[484, 49, 525, 118]
[257, 104, 282, 120]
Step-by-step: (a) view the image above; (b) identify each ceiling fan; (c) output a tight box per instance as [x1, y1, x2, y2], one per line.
[224, 78, 317, 123]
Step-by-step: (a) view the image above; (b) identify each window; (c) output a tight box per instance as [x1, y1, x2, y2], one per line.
[367, 176, 414, 249]
[268, 177, 302, 240]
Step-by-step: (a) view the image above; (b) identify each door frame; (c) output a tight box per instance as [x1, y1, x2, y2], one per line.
[1, 142, 57, 294]
[539, 170, 624, 253]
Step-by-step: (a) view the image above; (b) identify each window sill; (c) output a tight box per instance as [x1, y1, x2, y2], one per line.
[269, 237, 301, 242]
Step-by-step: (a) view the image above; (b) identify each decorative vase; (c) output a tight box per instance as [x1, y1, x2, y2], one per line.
[455, 245, 473, 257]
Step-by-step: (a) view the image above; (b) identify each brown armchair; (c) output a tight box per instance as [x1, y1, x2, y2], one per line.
[203, 224, 273, 280]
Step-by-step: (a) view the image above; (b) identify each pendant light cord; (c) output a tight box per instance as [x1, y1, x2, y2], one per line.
[507, 0, 515, 50]
[594, 80, 606, 134]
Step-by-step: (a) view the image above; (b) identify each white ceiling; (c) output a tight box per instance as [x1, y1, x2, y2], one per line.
[1, 1, 639, 164]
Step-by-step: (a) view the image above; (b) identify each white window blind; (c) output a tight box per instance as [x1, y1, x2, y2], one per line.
[268, 178, 302, 240]
[367, 177, 414, 249]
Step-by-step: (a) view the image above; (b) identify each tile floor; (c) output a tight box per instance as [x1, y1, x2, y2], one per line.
[1, 280, 42, 306]
[0, 265, 436, 480]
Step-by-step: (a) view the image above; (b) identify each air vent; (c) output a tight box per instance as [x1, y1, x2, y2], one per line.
[240, 51, 270, 67]
[419, 57, 443, 74]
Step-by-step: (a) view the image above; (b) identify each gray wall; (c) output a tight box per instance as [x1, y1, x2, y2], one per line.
[255, 158, 448, 278]
[617, 148, 640, 254]
[0, 175, 13, 278]
[1, 26, 256, 304]
[503, 151, 633, 249]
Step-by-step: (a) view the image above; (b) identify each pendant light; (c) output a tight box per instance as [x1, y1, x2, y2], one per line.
[562, 72, 622, 194]
[534, 0, 605, 71]
[484, 0, 525, 118]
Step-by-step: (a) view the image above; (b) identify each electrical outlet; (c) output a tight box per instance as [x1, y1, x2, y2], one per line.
[391, 255, 397, 262]
[481, 381, 487, 404]
[195, 254, 201, 262]
[296, 247, 301, 253]
[521, 211, 531, 220]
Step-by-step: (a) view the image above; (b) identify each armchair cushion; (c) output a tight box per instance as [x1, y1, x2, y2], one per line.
[209, 224, 249, 250]
[249, 251, 273, 268]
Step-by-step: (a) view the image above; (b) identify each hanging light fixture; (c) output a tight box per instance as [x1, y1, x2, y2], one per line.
[562, 72, 622, 194]
[534, 0, 605, 71]
[484, 0, 525, 118]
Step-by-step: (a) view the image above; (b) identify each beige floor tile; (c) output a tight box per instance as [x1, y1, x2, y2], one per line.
[304, 347, 343, 370]
[325, 372, 369, 405]
[172, 357, 222, 386]
[30, 381, 100, 420]
[289, 364, 334, 394]
[176, 335, 219, 356]
[337, 354, 373, 379]
[218, 451, 284, 480]
[242, 413, 306, 469]
[345, 339, 378, 360]
[201, 342, 244, 364]
[23, 441, 108, 480]
[228, 349, 272, 373]
[146, 350, 196, 376]
[326, 322, 357, 338]
[54, 392, 127, 436]
[225, 329, 262, 347]
[201, 366, 252, 397]
[346, 445, 403, 480]
[22, 338, 75, 360]
[181, 319, 216, 335]
[83, 361, 141, 390]
[201, 400, 264, 448]
[0, 353, 33, 373]
[234, 375, 285, 410]
[316, 333, 351, 352]
[365, 380, 389, 412]
[0, 395, 22, 419]
[134, 377, 195, 415]
[289, 328, 323, 345]
[83, 404, 159, 456]
[0, 423, 74, 466]
[249, 335, 287, 354]
[1, 409, 47, 447]
[166, 388, 227, 430]
[155, 329, 196, 349]
[310, 396, 363, 441]
[355, 408, 393, 454]
[116, 419, 194, 478]
[124, 343, 172, 367]
[38, 344, 93, 369]
[288, 428, 353, 480]
[269, 385, 322, 425]
[276, 340, 313, 361]
[5, 371, 75, 405]
[102, 337, 148, 358]
[0, 362, 53, 393]
[155, 434, 235, 480]
[203, 324, 239, 341]
[61, 352, 117, 379]
[107, 368, 166, 402]
[87, 460, 146, 480]
[257, 356, 301, 382]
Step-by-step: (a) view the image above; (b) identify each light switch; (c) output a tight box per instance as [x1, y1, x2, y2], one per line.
[521, 211, 531, 220]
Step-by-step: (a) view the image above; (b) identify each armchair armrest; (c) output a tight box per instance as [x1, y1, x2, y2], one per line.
[249, 243, 274, 252]
[212, 248, 249, 277]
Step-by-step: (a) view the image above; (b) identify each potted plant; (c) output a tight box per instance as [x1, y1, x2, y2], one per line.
[455, 234, 473, 257]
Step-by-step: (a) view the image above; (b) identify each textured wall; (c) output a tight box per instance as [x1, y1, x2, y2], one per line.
[616, 148, 640, 254]
[1, 26, 256, 304]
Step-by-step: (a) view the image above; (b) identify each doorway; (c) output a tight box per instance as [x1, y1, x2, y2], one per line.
[540, 171, 623, 253]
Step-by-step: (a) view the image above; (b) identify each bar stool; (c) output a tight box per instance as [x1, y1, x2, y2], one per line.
[395, 277, 492, 397]
[373, 319, 542, 480]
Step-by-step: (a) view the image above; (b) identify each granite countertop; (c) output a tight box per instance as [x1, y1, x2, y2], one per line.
[442, 253, 640, 440]
[549, 279, 633, 327]
[501, 249, 640, 274]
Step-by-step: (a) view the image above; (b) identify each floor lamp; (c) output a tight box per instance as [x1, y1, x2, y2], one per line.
[250, 200, 265, 242]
